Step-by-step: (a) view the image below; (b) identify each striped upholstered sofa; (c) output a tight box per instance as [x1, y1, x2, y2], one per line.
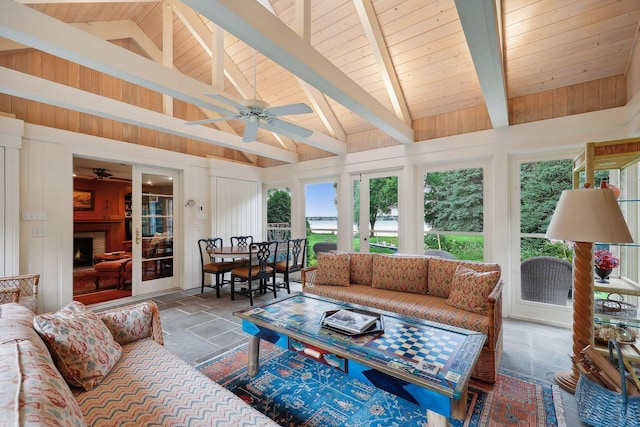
[301, 252, 504, 383]
[0, 301, 277, 427]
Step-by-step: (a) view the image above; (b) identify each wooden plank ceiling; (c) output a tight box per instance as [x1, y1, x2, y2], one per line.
[1, 0, 639, 166]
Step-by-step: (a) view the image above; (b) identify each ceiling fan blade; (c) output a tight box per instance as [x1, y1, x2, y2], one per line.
[265, 118, 313, 138]
[264, 103, 312, 117]
[203, 93, 246, 111]
[243, 120, 260, 142]
[185, 115, 241, 126]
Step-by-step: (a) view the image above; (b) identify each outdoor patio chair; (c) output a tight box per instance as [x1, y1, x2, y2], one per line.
[423, 249, 457, 259]
[313, 241, 337, 256]
[521, 256, 572, 306]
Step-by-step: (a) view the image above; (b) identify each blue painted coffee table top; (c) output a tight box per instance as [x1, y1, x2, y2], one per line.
[235, 292, 486, 399]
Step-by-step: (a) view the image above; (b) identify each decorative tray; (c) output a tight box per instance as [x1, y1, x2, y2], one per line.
[320, 309, 384, 336]
[594, 323, 637, 345]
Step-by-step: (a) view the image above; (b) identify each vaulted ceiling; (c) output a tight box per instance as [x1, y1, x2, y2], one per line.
[1, 0, 639, 166]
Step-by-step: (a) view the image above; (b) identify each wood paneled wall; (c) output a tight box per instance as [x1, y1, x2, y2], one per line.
[0, 44, 247, 162]
[414, 75, 626, 142]
[0, 47, 628, 158]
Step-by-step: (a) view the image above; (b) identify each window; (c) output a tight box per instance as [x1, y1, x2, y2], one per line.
[423, 167, 484, 260]
[266, 187, 291, 242]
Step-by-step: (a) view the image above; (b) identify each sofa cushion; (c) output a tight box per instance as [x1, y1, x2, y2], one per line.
[315, 252, 351, 286]
[348, 252, 374, 285]
[304, 284, 490, 335]
[371, 254, 428, 294]
[446, 265, 501, 315]
[0, 303, 86, 427]
[33, 301, 122, 391]
[74, 338, 279, 427]
[428, 257, 501, 298]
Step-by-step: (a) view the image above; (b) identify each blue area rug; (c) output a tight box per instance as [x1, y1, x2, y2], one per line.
[197, 342, 566, 427]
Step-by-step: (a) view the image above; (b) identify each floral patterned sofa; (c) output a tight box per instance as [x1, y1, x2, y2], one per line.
[0, 301, 278, 427]
[301, 252, 504, 383]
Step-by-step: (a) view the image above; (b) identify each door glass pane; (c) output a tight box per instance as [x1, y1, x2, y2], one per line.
[352, 179, 361, 252]
[141, 174, 173, 281]
[305, 182, 337, 266]
[369, 176, 398, 254]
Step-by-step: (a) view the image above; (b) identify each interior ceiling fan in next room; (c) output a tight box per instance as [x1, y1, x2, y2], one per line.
[186, 50, 313, 142]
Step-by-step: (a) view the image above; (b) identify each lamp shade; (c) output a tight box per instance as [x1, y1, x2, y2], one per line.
[545, 188, 634, 244]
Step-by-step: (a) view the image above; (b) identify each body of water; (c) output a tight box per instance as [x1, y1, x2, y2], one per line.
[307, 219, 429, 236]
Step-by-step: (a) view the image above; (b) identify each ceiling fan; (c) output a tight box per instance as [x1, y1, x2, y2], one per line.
[92, 168, 113, 179]
[186, 51, 313, 142]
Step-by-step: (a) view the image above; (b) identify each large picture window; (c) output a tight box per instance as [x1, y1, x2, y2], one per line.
[423, 167, 484, 260]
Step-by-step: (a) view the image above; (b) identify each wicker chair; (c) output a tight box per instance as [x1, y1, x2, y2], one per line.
[312, 242, 337, 256]
[521, 256, 572, 306]
[423, 249, 457, 259]
[0, 274, 39, 313]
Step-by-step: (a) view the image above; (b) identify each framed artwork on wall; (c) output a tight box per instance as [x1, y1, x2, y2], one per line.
[73, 190, 94, 210]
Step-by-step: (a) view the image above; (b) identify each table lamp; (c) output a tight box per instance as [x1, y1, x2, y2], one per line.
[545, 186, 634, 393]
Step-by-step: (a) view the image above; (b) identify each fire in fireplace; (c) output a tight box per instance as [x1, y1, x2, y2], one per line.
[73, 237, 94, 267]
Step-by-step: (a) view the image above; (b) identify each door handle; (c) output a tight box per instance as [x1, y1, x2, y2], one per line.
[136, 228, 141, 244]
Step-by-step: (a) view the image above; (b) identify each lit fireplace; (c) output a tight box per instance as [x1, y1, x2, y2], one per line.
[73, 237, 94, 267]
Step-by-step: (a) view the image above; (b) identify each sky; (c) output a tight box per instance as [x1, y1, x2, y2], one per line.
[305, 182, 337, 217]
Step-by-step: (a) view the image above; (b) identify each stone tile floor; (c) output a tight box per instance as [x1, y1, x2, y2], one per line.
[120, 281, 585, 426]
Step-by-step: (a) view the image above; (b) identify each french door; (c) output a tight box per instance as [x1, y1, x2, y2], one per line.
[131, 166, 179, 295]
[351, 171, 400, 253]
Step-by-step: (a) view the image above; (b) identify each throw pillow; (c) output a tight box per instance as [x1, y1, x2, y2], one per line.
[371, 255, 429, 294]
[33, 301, 122, 391]
[428, 258, 501, 298]
[446, 265, 501, 315]
[349, 252, 374, 285]
[100, 301, 157, 345]
[315, 252, 351, 286]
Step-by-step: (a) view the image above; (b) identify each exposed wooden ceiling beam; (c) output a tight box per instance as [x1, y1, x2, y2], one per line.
[0, 67, 297, 163]
[172, 0, 343, 153]
[182, 0, 414, 144]
[291, 0, 346, 142]
[353, 0, 411, 126]
[0, 20, 162, 63]
[455, 0, 509, 128]
[0, 1, 344, 158]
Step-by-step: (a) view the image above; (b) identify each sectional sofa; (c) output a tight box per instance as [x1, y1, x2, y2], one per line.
[301, 251, 504, 383]
[0, 301, 278, 426]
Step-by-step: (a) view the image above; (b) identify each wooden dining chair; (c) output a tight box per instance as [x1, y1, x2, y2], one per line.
[198, 238, 238, 297]
[230, 241, 278, 306]
[230, 235, 254, 266]
[273, 238, 306, 294]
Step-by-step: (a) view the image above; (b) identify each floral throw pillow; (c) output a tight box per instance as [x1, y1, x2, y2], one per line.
[315, 252, 351, 286]
[446, 265, 501, 315]
[33, 301, 122, 391]
[99, 302, 156, 345]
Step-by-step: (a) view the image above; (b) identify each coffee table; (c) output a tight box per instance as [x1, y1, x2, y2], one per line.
[234, 293, 486, 427]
